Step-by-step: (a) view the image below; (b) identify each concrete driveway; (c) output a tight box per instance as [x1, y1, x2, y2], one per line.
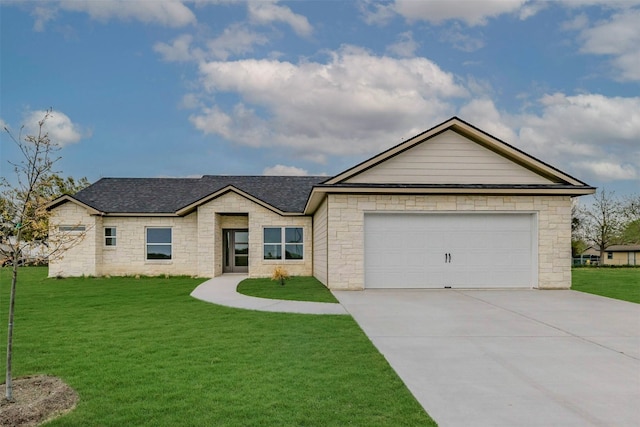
[333, 289, 640, 427]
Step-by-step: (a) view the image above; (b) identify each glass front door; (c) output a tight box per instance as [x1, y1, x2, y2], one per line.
[223, 229, 249, 273]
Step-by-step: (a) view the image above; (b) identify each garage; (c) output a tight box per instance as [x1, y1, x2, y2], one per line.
[364, 212, 537, 289]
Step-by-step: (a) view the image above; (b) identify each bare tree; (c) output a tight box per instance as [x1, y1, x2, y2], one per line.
[571, 198, 588, 257]
[621, 194, 640, 244]
[1, 110, 86, 401]
[579, 188, 625, 262]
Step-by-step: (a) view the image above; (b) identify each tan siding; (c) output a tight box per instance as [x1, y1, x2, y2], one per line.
[603, 251, 639, 266]
[345, 130, 554, 185]
[312, 197, 328, 286]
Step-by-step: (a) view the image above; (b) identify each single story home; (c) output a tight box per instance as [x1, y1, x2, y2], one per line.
[583, 245, 640, 266]
[47, 117, 595, 290]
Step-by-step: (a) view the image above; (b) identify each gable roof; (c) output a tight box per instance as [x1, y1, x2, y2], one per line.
[303, 117, 595, 212]
[48, 117, 595, 217]
[52, 176, 325, 216]
[325, 117, 590, 186]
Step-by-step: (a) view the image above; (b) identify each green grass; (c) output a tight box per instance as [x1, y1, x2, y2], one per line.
[572, 268, 640, 303]
[237, 276, 339, 303]
[0, 267, 434, 426]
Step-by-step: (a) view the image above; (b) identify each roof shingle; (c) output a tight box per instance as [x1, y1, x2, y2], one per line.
[73, 176, 325, 214]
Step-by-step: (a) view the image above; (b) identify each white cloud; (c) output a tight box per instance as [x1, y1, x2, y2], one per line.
[572, 161, 637, 181]
[32, 5, 57, 32]
[458, 93, 640, 183]
[179, 93, 203, 110]
[439, 23, 485, 52]
[359, 0, 397, 26]
[263, 164, 308, 176]
[386, 31, 419, 58]
[154, 34, 203, 62]
[207, 23, 270, 60]
[393, 0, 530, 26]
[32, 0, 196, 29]
[561, 13, 589, 31]
[458, 98, 518, 142]
[247, 0, 312, 37]
[191, 46, 467, 161]
[23, 110, 86, 147]
[576, 9, 640, 81]
[189, 106, 233, 139]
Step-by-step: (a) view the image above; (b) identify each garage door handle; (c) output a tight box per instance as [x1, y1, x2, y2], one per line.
[445, 253, 452, 263]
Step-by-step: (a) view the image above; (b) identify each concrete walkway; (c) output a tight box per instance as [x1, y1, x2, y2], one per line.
[190, 274, 348, 315]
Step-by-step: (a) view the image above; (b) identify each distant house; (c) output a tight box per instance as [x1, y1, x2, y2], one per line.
[580, 245, 640, 266]
[46, 117, 595, 290]
[601, 245, 639, 266]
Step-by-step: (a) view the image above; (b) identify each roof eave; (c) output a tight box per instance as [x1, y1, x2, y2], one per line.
[304, 185, 596, 214]
[175, 185, 297, 217]
[46, 195, 104, 215]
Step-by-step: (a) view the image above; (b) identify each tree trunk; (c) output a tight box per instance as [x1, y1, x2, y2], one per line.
[5, 261, 18, 401]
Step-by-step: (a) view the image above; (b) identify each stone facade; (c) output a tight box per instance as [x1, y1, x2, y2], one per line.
[49, 203, 100, 277]
[50, 192, 572, 289]
[318, 194, 572, 290]
[49, 190, 312, 279]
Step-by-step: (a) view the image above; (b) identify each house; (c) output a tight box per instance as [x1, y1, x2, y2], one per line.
[582, 245, 640, 266]
[47, 117, 595, 289]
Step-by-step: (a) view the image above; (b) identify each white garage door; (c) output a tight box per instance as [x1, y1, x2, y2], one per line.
[364, 213, 536, 289]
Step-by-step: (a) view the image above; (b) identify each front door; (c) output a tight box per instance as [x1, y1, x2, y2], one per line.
[223, 229, 249, 273]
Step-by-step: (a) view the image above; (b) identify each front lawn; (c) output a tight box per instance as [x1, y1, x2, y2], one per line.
[572, 268, 640, 303]
[0, 267, 434, 426]
[237, 276, 338, 303]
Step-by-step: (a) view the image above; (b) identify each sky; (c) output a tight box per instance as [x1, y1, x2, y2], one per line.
[1, 0, 639, 202]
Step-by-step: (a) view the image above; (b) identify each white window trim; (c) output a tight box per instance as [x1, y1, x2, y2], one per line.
[104, 227, 117, 248]
[263, 227, 304, 262]
[146, 227, 172, 261]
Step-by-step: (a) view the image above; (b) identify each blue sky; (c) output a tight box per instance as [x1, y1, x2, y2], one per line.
[1, 0, 638, 200]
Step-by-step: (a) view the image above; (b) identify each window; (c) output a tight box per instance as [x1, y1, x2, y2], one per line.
[607, 252, 613, 260]
[263, 227, 303, 260]
[146, 228, 172, 260]
[104, 227, 117, 246]
[58, 225, 86, 232]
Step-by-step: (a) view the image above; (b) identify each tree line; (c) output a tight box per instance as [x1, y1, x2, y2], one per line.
[572, 189, 640, 261]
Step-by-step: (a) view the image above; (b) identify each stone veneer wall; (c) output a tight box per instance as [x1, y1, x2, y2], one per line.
[48, 203, 99, 277]
[325, 194, 572, 290]
[198, 192, 312, 278]
[50, 192, 312, 278]
[95, 214, 198, 276]
[312, 197, 328, 285]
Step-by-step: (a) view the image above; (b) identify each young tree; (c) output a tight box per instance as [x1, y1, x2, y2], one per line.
[1, 110, 86, 401]
[579, 188, 625, 262]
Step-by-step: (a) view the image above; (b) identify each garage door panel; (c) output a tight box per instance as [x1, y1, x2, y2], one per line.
[365, 213, 535, 289]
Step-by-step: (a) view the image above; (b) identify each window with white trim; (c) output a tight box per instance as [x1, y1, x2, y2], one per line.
[146, 228, 172, 260]
[263, 227, 303, 260]
[104, 227, 117, 247]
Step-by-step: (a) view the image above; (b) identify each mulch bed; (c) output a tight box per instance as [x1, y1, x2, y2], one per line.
[0, 376, 78, 426]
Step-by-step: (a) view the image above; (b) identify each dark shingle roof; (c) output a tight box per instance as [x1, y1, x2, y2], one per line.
[73, 176, 326, 214]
